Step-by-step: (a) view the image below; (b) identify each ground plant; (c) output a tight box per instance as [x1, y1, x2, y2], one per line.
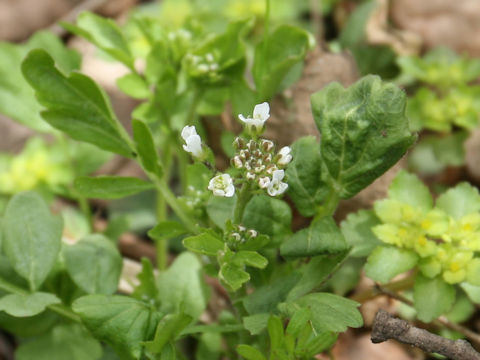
[0, 1, 479, 359]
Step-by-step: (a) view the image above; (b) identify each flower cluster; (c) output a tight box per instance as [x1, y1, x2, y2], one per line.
[372, 172, 480, 285]
[225, 224, 258, 251]
[185, 52, 220, 81]
[232, 137, 290, 196]
[181, 103, 292, 199]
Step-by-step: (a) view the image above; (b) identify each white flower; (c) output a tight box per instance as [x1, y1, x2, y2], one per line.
[181, 126, 204, 158]
[258, 177, 271, 189]
[208, 174, 235, 197]
[267, 170, 288, 196]
[238, 102, 270, 132]
[277, 146, 292, 166]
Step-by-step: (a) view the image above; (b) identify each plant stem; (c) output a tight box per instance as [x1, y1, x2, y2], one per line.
[155, 190, 168, 271]
[315, 190, 340, 219]
[233, 183, 252, 224]
[0, 277, 81, 323]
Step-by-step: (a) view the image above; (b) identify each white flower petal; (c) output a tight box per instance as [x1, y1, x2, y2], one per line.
[181, 126, 197, 141]
[272, 169, 285, 182]
[253, 102, 270, 121]
[208, 174, 235, 197]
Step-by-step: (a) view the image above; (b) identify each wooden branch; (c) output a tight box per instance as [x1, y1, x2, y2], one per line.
[372, 310, 480, 360]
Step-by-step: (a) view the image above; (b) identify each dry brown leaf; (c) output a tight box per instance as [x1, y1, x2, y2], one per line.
[365, 0, 422, 56]
[391, 0, 480, 56]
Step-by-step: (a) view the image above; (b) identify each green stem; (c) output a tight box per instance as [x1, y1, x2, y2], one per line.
[155, 190, 168, 271]
[233, 183, 252, 224]
[0, 277, 80, 323]
[315, 190, 340, 220]
[153, 178, 199, 234]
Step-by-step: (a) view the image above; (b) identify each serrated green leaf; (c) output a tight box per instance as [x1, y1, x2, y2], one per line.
[16, 324, 102, 360]
[340, 210, 381, 257]
[73, 295, 161, 360]
[117, 73, 150, 99]
[132, 258, 158, 302]
[0, 292, 60, 317]
[75, 176, 154, 199]
[244, 273, 301, 315]
[219, 263, 250, 292]
[280, 293, 363, 333]
[22, 49, 133, 157]
[286, 136, 328, 216]
[243, 313, 270, 335]
[62, 11, 133, 68]
[3, 192, 63, 290]
[388, 171, 433, 211]
[233, 251, 268, 269]
[364, 246, 418, 283]
[0, 31, 80, 132]
[280, 217, 348, 258]
[132, 119, 163, 177]
[253, 25, 310, 100]
[242, 195, 291, 237]
[148, 221, 187, 241]
[63, 234, 122, 294]
[287, 251, 349, 301]
[311, 75, 416, 198]
[285, 307, 311, 336]
[414, 274, 455, 322]
[157, 252, 208, 320]
[183, 232, 224, 256]
[143, 313, 192, 355]
[436, 183, 480, 219]
[236, 344, 266, 360]
[207, 195, 236, 230]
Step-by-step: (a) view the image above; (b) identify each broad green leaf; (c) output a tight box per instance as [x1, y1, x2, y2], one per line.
[22, 49, 133, 157]
[311, 75, 416, 198]
[132, 258, 158, 302]
[287, 251, 349, 301]
[233, 251, 268, 269]
[0, 310, 57, 337]
[253, 25, 310, 100]
[148, 221, 187, 241]
[280, 217, 348, 258]
[388, 171, 433, 211]
[327, 257, 364, 295]
[219, 263, 250, 292]
[414, 274, 455, 322]
[157, 252, 208, 320]
[286, 136, 328, 216]
[0, 292, 60, 317]
[183, 232, 224, 256]
[242, 195, 292, 237]
[63, 234, 122, 294]
[75, 176, 154, 199]
[143, 313, 192, 355]
[436, 183, 480, 219]
[117, 73, 150, 99]
[3, 192, 63, 290]
[285, 307, 311, 336]
[16, 324, 102, 360]
[445, 293, 475, 323]
[196, 332, 222, 360]
[244, 273, 301, 315]
[267, 316, 285, 353]
[207, 195, 236, 229]
[340, 210, 381, 257]
[132, 119, 163, 177]
[62, 11, 133, 68]
[0, 31, 80, 132]
[365, 246, 418, 283]
[236, 344, 266, 360]
[243, 313, 270, 335]
[295, 331, 338, 358]
[461, 283, 480, 304]
[280, 293, 363, 333]
[73, 294, 161, 359]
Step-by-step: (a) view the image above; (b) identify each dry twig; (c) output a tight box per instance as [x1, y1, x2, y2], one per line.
[372, 310, 480, 360]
